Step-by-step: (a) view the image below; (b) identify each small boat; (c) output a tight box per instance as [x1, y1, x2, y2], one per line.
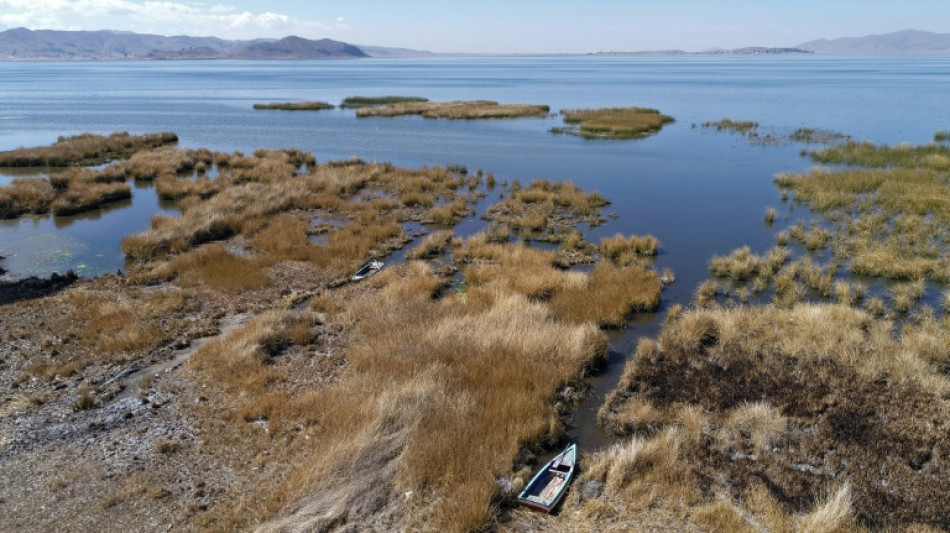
[351, 260, 384, 281]
[517, 443, 576, 513]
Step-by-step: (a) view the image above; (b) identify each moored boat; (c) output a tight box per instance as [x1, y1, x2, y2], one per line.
[351, 260, 384, 281]
[517, 443, 576, 513]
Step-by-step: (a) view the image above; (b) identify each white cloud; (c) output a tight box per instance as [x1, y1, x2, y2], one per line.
[0, 0, 340, 39]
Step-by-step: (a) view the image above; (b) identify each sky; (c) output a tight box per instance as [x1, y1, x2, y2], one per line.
[0, 0, 948, 53]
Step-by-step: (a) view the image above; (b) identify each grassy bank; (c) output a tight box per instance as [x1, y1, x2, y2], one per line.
[552, 107, 674, 139]
[0, 131, 178, 167]
[355, 100, 550, 119]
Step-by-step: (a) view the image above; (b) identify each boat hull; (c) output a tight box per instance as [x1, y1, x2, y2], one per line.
[516, 443, 576, 514]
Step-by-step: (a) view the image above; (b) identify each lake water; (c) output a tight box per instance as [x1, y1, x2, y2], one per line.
[3, 56, 949, 284]
[2, 55, 949, 447]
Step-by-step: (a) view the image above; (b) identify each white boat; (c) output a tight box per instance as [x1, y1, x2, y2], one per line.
[517, 443, 576, 513]
[351, 260, 384, 281]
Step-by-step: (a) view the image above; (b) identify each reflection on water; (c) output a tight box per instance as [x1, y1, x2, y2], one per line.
[0, 179, 178, 279]
[52, 197, 134, 229]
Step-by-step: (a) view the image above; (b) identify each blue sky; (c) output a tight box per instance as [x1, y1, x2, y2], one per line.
[0, 0, 948, 52]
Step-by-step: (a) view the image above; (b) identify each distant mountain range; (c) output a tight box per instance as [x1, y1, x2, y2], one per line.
[2, 27, 949, 60]
[0, 28, 410, 60]
[796, 29, 950, 54]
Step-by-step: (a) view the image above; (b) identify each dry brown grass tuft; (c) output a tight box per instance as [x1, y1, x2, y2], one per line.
[143, 244, 272, 294]
[600, 233, 659, 262]
[0, 177, 56, 218]
[798, 483, 855, 533]
[250, 214, 319, 263]
[406, 230, 457, 260]
[156, 174, 228, 200]
[550, 261, 662, 327]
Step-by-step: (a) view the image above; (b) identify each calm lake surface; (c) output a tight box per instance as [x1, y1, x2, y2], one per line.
[2, 55, 949, 447]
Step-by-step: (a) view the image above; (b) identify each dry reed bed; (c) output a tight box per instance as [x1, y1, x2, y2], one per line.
[0, 167, 133, 218]
[0, 143, 228, 218]
[355, 100, 550, 119]
[456, 234, 662, 327]
[596, 304, 950, 530]
[482, 179, 609, 260]
[123, 156, 475, 287]
[0, 131, 178, 167]
[552, 107, 674, 139]
[187, 263, 609, 532]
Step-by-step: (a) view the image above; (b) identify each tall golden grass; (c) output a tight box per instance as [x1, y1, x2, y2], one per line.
[0, 177, 55, 218]
[458, 235, 662, 326]
[188, 263, 608, 532]
[142, 243, 272, 293]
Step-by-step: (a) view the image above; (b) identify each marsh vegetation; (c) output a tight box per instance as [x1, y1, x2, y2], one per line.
[253, 101, 335, 111]
[702, 118, 759, 136]
[570, 129, 950, 533]
[0, 130, 678, 532]
[355, 100, 550, 119]
[340, 95, 429, 108]
[0, 131, 177, 167]
[552, 107, 674, 139]
[4, 112, 949, 533]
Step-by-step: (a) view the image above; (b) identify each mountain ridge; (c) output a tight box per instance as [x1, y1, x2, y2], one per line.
[3, 27, 950, 60]
[0, 28, 371, 60]
[796, 29, 950, 54]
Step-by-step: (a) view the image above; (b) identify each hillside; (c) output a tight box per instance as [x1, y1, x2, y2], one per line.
[233, 36, 366, 59]
[798, 29, 950, 54]
[0, 28, 367, 60]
